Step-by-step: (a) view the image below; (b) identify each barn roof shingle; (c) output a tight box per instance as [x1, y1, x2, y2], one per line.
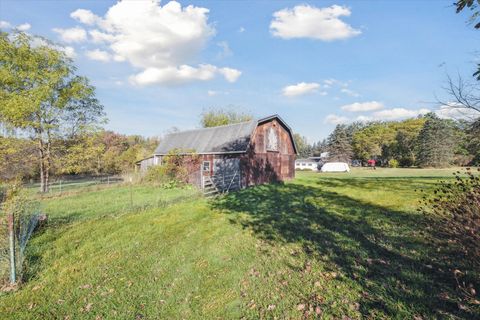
[154, 114, 297, 155]
[154, 120, 257, 155]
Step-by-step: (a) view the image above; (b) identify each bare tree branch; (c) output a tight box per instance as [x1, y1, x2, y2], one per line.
[438, 74, 480, 122]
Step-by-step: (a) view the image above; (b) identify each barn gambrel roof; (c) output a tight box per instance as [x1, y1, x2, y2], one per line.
[154, 114, 297, 155]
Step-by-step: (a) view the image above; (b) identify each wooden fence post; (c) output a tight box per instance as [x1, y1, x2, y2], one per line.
[129, 177, 133, 209]
[7, 211, 16, 284]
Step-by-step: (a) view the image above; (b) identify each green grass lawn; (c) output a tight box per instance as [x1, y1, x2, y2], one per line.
[1, 168, 478, 319]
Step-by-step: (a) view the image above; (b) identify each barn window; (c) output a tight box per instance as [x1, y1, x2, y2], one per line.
[266, 127, 278, 151]
[202, 161, 210, 172]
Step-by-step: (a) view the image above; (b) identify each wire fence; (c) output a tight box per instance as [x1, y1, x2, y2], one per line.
[26, 175, 123, 195]
[0, 188, 42, 288]
[0, 177, 123, 287]
[1, 176, 202, 287]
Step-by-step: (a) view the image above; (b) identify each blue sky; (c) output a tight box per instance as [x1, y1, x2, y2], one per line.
[1, 0, 479, 142]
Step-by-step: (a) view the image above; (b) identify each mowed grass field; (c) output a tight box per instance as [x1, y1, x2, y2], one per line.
[1, 168, 479, 319]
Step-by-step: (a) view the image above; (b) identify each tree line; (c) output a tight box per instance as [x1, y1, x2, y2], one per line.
[0, 32, 162, 191]
[291, 1, 480, 168]
[294, 113, 480, 168]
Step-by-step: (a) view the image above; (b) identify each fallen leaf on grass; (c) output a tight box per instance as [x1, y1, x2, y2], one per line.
[249, 268, 260, 277]
[79, 284, 92, 289]
[82, 303, 93, 313]
[267, 304, 276, 310]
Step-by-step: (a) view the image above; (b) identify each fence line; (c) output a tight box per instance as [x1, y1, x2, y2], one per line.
[25, 175, 123, 195]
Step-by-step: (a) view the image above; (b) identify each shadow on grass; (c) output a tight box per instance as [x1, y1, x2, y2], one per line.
[211, 182, 473, 318]
[312, 176, 446, 194]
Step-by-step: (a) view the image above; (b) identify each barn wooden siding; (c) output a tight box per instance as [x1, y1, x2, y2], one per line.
[241, 118, 295, 186]
[143, 115, 296, 190]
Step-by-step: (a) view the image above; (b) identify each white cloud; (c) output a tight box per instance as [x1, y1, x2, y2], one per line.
[435, 104, 480, 120]
[371, 108, 430, 121]
[113, 54, 126, 62]
[340, 88, 360, 97]
[61, 46, 76, 58]
[341, 101, 384, 112]
[217, 41, 232, 58]
[218, 67, 241, 82]
[282, 82, 322, 97]
[53, 26, 87, 43]
[355, 115, 371, 122]
[325, 114, 348, 125]
[207, 90, 229, 96]
[85, 49, 111, 62]
[66, 0, 240, 86]
[71, 9, 101, 25]
[238, 27, 245, 33]
[89, 29, 117, 43]
[16, 23, 31, 31]
[270, 4, 361, 41]
[130, 64, 240, 86]
[328, 107, 431, 124]
[323, 79, 335, 87]
[0, 20, 11, 29]
[322, 78, 349, 89]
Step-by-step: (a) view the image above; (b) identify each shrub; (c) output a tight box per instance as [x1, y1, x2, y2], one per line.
[418, 168, 480, 302]
[388, 159, 399, 168]
[142, 149, 200, 188]
[419, 168, 480, 263]
[143, 166, 169, 184]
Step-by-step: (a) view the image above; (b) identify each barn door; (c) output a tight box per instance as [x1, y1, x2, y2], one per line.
[213, 158, 240, 191]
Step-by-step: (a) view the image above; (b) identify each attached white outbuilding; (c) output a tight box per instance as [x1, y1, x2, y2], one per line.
[295, 158, 319, 171]
[320, 162, 350, 172]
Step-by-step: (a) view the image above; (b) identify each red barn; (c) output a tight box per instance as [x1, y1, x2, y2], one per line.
[137, 115, 297, 193]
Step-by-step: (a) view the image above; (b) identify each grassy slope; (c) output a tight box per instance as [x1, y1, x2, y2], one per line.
[1, 168, 478, 319]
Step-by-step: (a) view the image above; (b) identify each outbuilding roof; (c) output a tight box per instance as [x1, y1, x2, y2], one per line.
[295, 158, 318, 163]
[154, 114, 297, 155]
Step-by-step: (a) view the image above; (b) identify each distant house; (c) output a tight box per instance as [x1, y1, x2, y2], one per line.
[295, 158, 319, 171]
[136, 115, 297, 193]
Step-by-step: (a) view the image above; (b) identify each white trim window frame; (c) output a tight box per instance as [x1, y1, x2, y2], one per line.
[202, 161, 210, 172]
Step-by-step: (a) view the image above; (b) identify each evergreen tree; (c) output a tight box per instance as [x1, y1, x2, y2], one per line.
[293, 133, 313, 158]
[416, 113, 456, 167]
[312, 139, 328, 157]
[327, 124, 353, 162]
